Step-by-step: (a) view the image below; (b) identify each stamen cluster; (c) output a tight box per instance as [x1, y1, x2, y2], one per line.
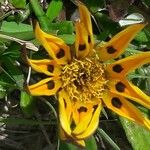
[61, 56, 107, 102]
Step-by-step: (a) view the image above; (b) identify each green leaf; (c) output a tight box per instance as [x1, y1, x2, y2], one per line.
[0, 73, 16, 88]
[2, 42, 21, 59]
[9, 0, 26, 9]
[95, 12, 119, 41]
[85, 136, 97, 150]
[120, 117, 150, 150]
[97, 128, 120, 150]
[10, 4, 30, 22]
[144, 27, 150, 47]
[0, 41, 7, 54]
[20, 91, 35, 117]
[0, 21, 34, 40]
[50, 21, 74, 34]
[1, 57, 24, 89]
[58, 34, 75, 44]
[0, 84, 6, 99]
[84, 0, 105, 12]
[135, 31, 148, 43]
[59, 141, 81, 150]
[46, 0, 63, 22]
[143, 0, 150, 7]
[0, 80, 17, 88]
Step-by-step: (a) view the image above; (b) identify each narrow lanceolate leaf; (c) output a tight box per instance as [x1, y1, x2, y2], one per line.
[20, 91, 35, 117]
[97, 128, 120, 150]
[120, 116, 150, 150]
[1, 57, 24, 89]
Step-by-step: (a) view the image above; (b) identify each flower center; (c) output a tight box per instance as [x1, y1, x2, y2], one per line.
[61, 57, 107, 102]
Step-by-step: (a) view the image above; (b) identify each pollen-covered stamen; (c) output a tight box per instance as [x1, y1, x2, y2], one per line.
[61, 57, 107, 102]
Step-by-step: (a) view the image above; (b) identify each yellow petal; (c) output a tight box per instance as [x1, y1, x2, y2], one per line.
[95, 24, 146, 61]
[102, 91, 150, 129]
[59, 124, 86, 148]
[59, 126, 68, 140]
[75, 4, 94, 59]
[28, 59, 61, 76]
[73, 139, 85, 148]
[106, 51, 150, 78]
[107, 79, 150, 109]
[28, 77, 61, 96]
[72, 102, 94, 135]
[72, 101, 93, 125]
[74, 100, 102, 139]
[35, 23, 71, 64]
[78, 3, 93, 37]
[58, 90, 72, 136]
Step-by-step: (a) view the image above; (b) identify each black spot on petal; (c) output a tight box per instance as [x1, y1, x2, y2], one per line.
[63, 99, 67, 108]
[48, 65, 54, 73]
[107, 46, 117, 54]
[111, 97, 122, 108]
[115, 82, 126, 92]
[47, 80, 55, 89]
[78, 106, 87, 113]
[93, 105, 98, 110]
[56, 48, 65, 59]
[79, 44, 86, 51]
[88, 35, 91, 43]
[112, 64, 123, 73]
[58, 87, 62, 92]
[93, 104, 98, 113]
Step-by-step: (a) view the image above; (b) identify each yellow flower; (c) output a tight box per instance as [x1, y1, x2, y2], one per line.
[27, 3, 150, 147]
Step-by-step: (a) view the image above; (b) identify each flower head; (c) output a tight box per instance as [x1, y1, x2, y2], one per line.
[27, 3, 150, 147]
